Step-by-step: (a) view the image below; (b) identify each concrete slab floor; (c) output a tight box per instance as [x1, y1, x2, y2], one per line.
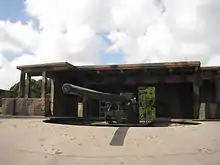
[0, 119, 220, 165]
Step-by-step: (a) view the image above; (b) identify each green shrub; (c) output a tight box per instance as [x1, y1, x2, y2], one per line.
[139, 87, 155, 121]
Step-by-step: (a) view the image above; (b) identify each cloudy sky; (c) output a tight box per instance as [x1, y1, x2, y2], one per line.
[0, 0, 220, 89]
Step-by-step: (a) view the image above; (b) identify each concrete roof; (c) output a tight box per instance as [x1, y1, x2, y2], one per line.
[16, 61, 201, 73]
[16, 62, 77, 72]
[77, 61, 200, 71]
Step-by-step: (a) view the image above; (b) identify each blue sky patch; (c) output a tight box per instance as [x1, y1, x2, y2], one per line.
[0, 0, 125, 65]
[101, 51, 125, 64]
[0, 0, 30, 23]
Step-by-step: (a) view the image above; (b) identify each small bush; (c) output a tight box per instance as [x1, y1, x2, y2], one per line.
[139, 87, 155, 121]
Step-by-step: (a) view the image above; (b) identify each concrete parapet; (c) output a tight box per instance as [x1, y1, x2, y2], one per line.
[1, 98, 15, 115]
[0, 90, 16, 106]
[1, 98, 50, 116]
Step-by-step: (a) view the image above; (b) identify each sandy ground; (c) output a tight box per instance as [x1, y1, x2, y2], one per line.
[0, 119, 220, 165]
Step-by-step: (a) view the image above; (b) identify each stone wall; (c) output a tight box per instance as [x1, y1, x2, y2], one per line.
[1, 98, 15, 115]
[1, 98, 50, 116]
[0, 90, 16, 106]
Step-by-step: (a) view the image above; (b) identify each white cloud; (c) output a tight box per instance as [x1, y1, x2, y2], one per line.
[0, 54, 20, 89]
[106, 0, 220, 65]
[0, 21, 39, 53]
[1, 0, 220, 89]
[0, 53, 8, 69]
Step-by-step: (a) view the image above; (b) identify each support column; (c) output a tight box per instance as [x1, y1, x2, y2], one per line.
[134, 88, 140, 123]
[50, 79, 54, 116]
[82, 97, 88, 118]
[53, 75, 78, 117]
[41, 71, 47, 98]
[193, 81, 200, 119]
[19, 71, 25, 97]
[25, 73, 31, 98]
[214, 75, 220, 119]
[86, 99, 100, 118]
[126, 88, 139, 124]
[215, 75, 220, 102]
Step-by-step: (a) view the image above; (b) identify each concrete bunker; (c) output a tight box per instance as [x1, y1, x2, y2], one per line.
[2, 61, 220, 121]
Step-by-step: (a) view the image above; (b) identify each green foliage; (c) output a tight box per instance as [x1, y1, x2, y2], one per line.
[139, 87, 155, 121]
[9, 79, 51, 98]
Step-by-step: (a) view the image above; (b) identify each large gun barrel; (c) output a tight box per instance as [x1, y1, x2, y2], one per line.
[62, 83, 128, 103]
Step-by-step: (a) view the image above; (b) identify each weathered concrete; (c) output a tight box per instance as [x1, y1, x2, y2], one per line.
[155, 83, 194, 119]
[25, 73, 31, 98]
[41, 71, 47, 98]
[0, 119, 220, 165]
[18, 71, 25, 97]
[0, 90, 16, 107]
[53, 74, 78, 117]
[85, 98, 100, 118]
[204, 103, 220, 119]
[50, 79, 54, 116]
[1, 98, 15, 115]
[14, 61, 220, 119]
[215, 75, 220, 103]
[200, 80, 215, 103]
[1, 98, 50, 116]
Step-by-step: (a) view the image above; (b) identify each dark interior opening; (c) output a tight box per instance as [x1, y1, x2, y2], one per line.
[155, 83, 194, 119]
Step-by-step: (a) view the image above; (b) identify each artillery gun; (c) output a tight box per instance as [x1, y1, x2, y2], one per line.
[62, 83, 139, 124]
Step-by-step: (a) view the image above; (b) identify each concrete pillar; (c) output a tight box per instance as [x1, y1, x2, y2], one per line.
[193, 81, 200, 119]
[82, 96, 88, 118]
[86, 99, 100, 118]
[155, 84, 172, 118]
[19, 71, 25, 97]
[215, 75, 220, 102]
[213, 75, 220, 119]
[50, 79, 54, 116]
[25, 73, 31, 98]
[53, 77, 78, 117]
[41, 71, 47, 98]
[134, 88, 140, 123]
